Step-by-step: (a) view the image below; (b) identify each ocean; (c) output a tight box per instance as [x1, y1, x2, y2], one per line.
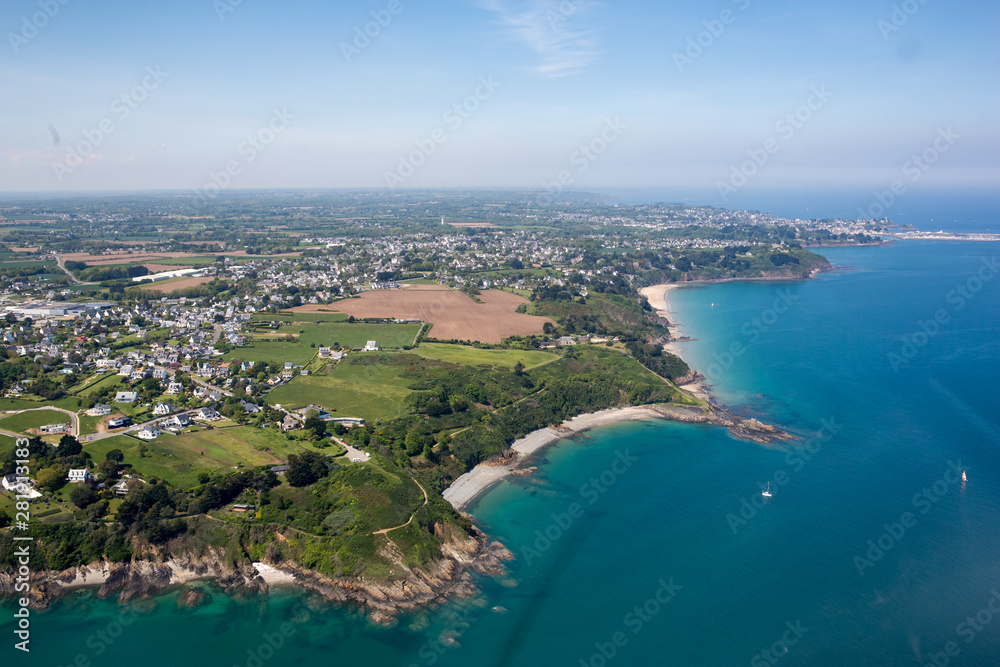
[6, 216, 1000, 666]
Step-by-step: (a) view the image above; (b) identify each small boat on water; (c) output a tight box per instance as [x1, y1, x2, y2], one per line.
[762, 482, 772, 498]
[962, 471, 968, 482]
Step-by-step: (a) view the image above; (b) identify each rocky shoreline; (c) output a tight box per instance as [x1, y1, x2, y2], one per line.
[0, 525, 512, 625]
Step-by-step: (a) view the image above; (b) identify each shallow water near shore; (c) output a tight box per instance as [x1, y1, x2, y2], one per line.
[6, 239, 1000, 666]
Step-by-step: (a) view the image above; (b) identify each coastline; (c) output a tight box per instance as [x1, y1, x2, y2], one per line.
[442, 406, 665, 510]
[444, 280, 798, 513]
[638, 283, 711, 401]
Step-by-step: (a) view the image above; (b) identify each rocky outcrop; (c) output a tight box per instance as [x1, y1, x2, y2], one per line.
[649, 404, 795, 444]
[0, 525, 512, 624]
[252, 524, 510, 625]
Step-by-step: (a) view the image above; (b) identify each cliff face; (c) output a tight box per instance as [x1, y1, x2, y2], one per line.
[0, 525, 512, 625]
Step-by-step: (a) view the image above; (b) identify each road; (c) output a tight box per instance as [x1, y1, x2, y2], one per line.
[52, 254, 96, 285]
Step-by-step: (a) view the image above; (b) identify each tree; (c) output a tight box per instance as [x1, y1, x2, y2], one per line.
[70, 484, 98, 508]
[58, 434, 82, 456]
[36, 466, 67, 492]
[98, 459, 119, 479]
[285, 451, 329, 487]
[105, 449, 124, 462]
[303, 415, 326, 439]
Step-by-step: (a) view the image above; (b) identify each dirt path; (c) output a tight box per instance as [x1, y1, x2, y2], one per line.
[372, 475, 428, 536]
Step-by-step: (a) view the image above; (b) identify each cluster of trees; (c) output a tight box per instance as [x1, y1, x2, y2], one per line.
[80, 264, 149, 281]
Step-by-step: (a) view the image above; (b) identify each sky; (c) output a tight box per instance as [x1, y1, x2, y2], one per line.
[1, 0, 997, 199]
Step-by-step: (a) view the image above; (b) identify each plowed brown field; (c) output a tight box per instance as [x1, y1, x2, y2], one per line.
[301, 286, 553, 344]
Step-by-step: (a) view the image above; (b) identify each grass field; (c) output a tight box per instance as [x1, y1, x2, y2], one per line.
[0, 408, 72, 434]
[0, 397, 81, 412]
[78, 414, 105, 436]
[85, 426, 310, 489]
[413, 342, 559, 369]
[77, 373, 124, 397]
[267, 356, 417, 422]
[0, 434, 17, 454]
[255, 311, 350, 323]
[225, 322, 421, 366]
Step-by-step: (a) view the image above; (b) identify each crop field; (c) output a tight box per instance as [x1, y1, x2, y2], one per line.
[0, 408, 71, 434]
[136, 276, 213, 292]
[326, 285, 553, 343]
[267, 355, 419, 422]
[226, 322, 421, 365]
[257, 310, 349, 323]
[413, 342, 559, 369]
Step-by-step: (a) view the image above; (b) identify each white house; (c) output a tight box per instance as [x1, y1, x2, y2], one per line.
[161, 413, 191, 430]
[165, 382, 184, 394]
[67, 469, 92, 483]
[87, 404, 112, 417]
[136, 426, 161, 440]
[1, 474, 41, 499]
[364, 340, 379, 351]
[196, 407, 221, 421]
[40, 423, 70, 434]
[152, 402, 176, 416]
[115, 391, 138, 403]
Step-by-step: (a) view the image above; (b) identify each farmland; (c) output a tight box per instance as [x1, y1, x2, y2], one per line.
[327, 285, 553, 343]
[224, 322, 421, 366]
[84, 427, 313, 489]
[267, 354, 422, 422]
[413, 342, 558, 369]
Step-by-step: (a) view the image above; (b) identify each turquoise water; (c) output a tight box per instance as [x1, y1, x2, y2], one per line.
[6, 240, 1000, 666]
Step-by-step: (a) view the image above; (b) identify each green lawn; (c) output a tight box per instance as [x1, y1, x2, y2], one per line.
[413, 342, 558, 369]
[0, 408, 72, 435]
[225, 322, 421, 366]
[267, 356, 417, 422]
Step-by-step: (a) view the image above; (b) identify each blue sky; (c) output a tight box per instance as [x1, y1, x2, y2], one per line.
[1, 0, 997, 198]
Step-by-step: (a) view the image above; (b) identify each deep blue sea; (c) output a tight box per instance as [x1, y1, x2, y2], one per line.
[5, 205, 1000, 666]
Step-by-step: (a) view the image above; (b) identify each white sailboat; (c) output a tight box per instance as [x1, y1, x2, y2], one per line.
[762, 482, 772, 498]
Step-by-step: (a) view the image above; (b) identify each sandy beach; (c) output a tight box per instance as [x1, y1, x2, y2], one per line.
[442, 406, 663, 510]
[638, 283, 711, 401]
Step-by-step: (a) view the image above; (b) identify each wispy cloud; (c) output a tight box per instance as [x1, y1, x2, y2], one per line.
[479, 0, 600, 77]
